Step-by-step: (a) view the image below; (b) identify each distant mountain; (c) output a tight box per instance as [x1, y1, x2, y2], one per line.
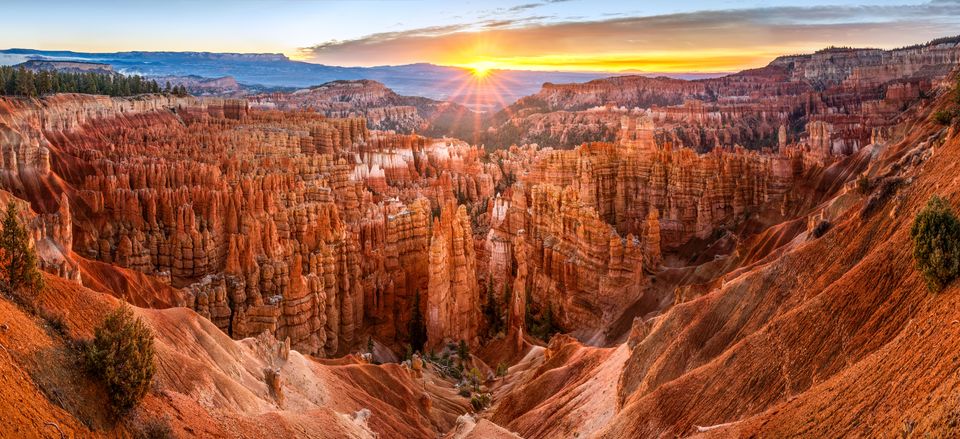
[17, 59, 115, 75]
[151, 75, 244, 96]
[0, 49, 623, 109]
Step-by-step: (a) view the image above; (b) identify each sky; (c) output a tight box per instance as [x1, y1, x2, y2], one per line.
[3, 0, 960, 73]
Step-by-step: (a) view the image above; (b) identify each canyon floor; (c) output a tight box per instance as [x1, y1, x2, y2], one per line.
[2, 39, 960, 438]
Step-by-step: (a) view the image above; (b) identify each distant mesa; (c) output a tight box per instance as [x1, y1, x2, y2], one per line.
[16, 59, 115, 75]
[152, 75, 242, 95]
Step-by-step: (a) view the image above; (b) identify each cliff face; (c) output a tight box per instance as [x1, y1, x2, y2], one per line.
[426, 201, 480, 348]
[483, 139, 800, 330]
[0, 93, 499, 356]
[483, 40, 960, 154]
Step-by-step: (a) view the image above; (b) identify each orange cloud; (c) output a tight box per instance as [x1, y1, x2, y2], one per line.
[297, 3, 960, 72]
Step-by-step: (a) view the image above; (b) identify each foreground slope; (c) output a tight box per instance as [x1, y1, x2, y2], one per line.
[0, 274, 469, 438]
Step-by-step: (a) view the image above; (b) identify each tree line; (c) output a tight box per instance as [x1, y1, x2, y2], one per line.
[0, 66, 189, 97]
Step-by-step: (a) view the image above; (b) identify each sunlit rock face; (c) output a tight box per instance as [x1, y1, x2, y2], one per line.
[482, 139, 800, 330]
[483, 40, 960, 153]
[426, 200, 480, 349]
[0, 93, 500, 356]
[1, 38, 957, 361]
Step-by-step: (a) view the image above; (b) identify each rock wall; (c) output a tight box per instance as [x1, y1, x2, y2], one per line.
[426, 201, 480, 348]
[0, 93, 497, 356]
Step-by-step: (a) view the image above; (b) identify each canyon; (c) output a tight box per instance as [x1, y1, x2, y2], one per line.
[1, 36, 960, 438]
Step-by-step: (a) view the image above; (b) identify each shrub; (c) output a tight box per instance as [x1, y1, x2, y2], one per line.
[910, 196, 960, 292]
[526, 300, 560, 342]
[934, 110, 956, 126]
[468, 367, 483, 391]
[0, 201, 44, 304]
[450, 363, 463, 380]
[132, 415, 174, 439]
[458, 388, 471, 398]
[496, 361, 508, 377]
[85, 304, 156, 415]
[470, 393, 491, 411]
[457, 339, 470, 362]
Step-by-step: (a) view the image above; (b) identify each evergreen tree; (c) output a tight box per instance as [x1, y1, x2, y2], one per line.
[0, 201, 44, 301]
[911, 195, 960, 291]
[85, 303, 156, 415]
[0, 66, 166, 97]
[15, 67, 36, 97]
[483, 279, 503, 336]
[457, 339, 470, 361]
[408, 290, 427, 353]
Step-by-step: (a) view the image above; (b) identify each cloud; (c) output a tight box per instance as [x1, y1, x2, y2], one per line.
[507, 3, 542, 12]
[297, 1, 960, 72]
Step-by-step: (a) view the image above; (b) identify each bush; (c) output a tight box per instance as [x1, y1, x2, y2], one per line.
[470, 393, 491, 411]
[132, 415, 174, 439]
[496, 361, 508, 377]
[85, 304, 156, 415]
[934, 110, 956, 126]
[457, 339, 470, 361]
[526, 300, 561, 342]
[910, 196, 960, 292]
[0, 201, 44, 304]
[450, 363, 463, 380]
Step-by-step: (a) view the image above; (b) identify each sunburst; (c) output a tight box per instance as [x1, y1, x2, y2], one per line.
[466, 61, 497, 79]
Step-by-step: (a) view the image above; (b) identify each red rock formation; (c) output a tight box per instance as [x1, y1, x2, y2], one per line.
[1, 35, 959, 439]
[426, 200, 480, 348]
[0, 93, 496, 356]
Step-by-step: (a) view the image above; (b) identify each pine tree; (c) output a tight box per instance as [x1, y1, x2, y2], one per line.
[0, 201, 44, 302]
[457, 339, 470, 361]
[85, 303, 156, 415]
[483, 279, 503, 336]
[15, 67, 36, 97]
[408, 290, 427, 352]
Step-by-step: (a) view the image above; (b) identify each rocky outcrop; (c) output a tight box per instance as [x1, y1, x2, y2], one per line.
[483, 38, 960, 155]
[0, 93, 496, 356]
[426, 201, 480, 349]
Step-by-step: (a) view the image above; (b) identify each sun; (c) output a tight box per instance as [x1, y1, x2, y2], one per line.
[471, 66, 491, 79]
[466, 61, 497, 79]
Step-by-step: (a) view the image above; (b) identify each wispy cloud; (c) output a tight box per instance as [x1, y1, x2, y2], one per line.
[297, 1, 960, 72]
[507, 3, 542, 12]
